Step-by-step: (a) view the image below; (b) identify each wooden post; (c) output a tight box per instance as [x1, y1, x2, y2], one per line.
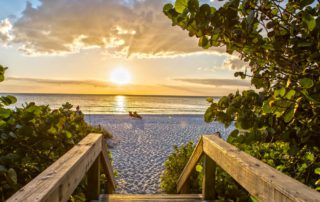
[101, 139, 116, 194]
[179, 179, 190, 194]
[202, 154, 216, 200]
[176, 138, 203, 193]
[87, 155, 101, 200]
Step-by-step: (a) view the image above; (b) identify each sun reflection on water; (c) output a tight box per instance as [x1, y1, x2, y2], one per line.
[114, 95, 127, 113]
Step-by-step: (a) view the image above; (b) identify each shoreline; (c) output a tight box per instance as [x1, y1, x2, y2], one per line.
[85, 114, 205, 116]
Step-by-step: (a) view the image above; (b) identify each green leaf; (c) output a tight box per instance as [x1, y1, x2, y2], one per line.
[65, 131, 72, 139]
[274, 87, 286, 97]
[227, 129, 239, 143]
[315, 168, 320, 175]
[163, 3, 173, 13]
[198, 36, 210, 49]
[7, 168, 18, 185]
[204, 107, 213, 122]
[0, 108, 11, 119]
[188, 0, 199, 13]
[206, 97, 213, 103]
[48, 127, 57, 134]
[285, 90, 296, 99]
[300, 89, 319, 103]
[251, 77, 264, 89]
[306, 153, 314, 162]
[271, 8, 278, 15]
[299, 78, 314, 89]
[0, 120, 6, 127]
[218, 96, 229, 109]
[302, 13, 316, 31]
[196, 164, 203, 172]
[175, 0, 188, 13]
[0, 95, 17, 106]
[262, 101, 272, 113]
[276, 165, 285, 171]
[284, 107, 294, 123]
[6, 95, 17, 104]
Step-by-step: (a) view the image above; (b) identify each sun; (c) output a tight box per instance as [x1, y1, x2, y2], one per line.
[109, 68, 132, 85]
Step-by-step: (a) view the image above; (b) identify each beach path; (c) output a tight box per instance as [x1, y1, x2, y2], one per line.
[86, 115, 234, 194]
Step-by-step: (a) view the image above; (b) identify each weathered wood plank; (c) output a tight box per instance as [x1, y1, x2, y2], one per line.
[202, 135, 320, 202]
[179, 179, 190, 194]
[101, 139, 116, 193]
[104, 194, 203, 199]
[99, 194, 203, 201]
[7, 133, 103, 202]
[176, 138, 203, 193]
[87, 155, 101, 201]
[202, 154, 216, 200]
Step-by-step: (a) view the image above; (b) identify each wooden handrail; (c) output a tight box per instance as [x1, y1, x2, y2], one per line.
[177, 138, 203, 193]
[177, 134, 320, 202]
[7, 133, 115, 202]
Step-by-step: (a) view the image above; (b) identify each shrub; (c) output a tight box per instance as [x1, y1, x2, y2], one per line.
[0, 101, 111, 200]
[0, 65, 112, 200]
[160, 141, 250, 201]
[161, 135, 320, 200]
[229, 133, 320, 189]
[160, 141, 201, 193]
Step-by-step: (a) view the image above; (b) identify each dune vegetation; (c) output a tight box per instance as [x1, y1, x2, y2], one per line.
[0, 65, 111, 201]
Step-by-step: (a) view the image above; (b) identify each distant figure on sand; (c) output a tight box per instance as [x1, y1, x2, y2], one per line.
[76, 106, 83, 115]
[129, 111, 142, 119]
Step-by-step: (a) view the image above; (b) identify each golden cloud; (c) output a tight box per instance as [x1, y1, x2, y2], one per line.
[2, 0, 226, 57]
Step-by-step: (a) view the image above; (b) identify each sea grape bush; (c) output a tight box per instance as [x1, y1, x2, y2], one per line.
[0, 65, 111, 201]
[229, 136, 320, 189]
[160, 141, 251, 200]
[161, 140, 319, 200]
[160, 141, 202, 193]
[164, 0, 320, 150]
[163, 0, 320, 192]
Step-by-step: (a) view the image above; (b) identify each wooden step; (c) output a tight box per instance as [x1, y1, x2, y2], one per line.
[97, 194, 203, 202]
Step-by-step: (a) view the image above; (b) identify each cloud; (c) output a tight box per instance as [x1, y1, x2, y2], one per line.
[0, 18, 14, 44]
[6, 77, 110, 87]
[2, 0, 226, 57]
[223, 57, 248, 70]
[175, 78, 250, 87]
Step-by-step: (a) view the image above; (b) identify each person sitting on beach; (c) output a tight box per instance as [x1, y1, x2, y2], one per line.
[129, 111, 142, 119]
[133, 111, 142, 119]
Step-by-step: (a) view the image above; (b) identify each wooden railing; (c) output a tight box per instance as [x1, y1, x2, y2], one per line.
[177, 134, 320, 202]
[7, 133, 115, 202]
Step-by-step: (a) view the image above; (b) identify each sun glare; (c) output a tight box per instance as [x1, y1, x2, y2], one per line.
[110, 68, 132, 85]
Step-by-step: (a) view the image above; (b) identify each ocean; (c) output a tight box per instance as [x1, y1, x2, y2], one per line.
[3, 94, 220, 115]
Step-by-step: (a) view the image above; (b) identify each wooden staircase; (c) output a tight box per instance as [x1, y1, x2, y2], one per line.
[6, 133, 320, 202]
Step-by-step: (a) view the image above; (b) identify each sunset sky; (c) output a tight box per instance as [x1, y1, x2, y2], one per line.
[0, 0, 251, 96]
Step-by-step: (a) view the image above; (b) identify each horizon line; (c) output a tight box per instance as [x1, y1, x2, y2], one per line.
[0, 92, 222, 98]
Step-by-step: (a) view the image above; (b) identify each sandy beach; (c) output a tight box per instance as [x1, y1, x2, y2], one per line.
[85, 115, 234, 194]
